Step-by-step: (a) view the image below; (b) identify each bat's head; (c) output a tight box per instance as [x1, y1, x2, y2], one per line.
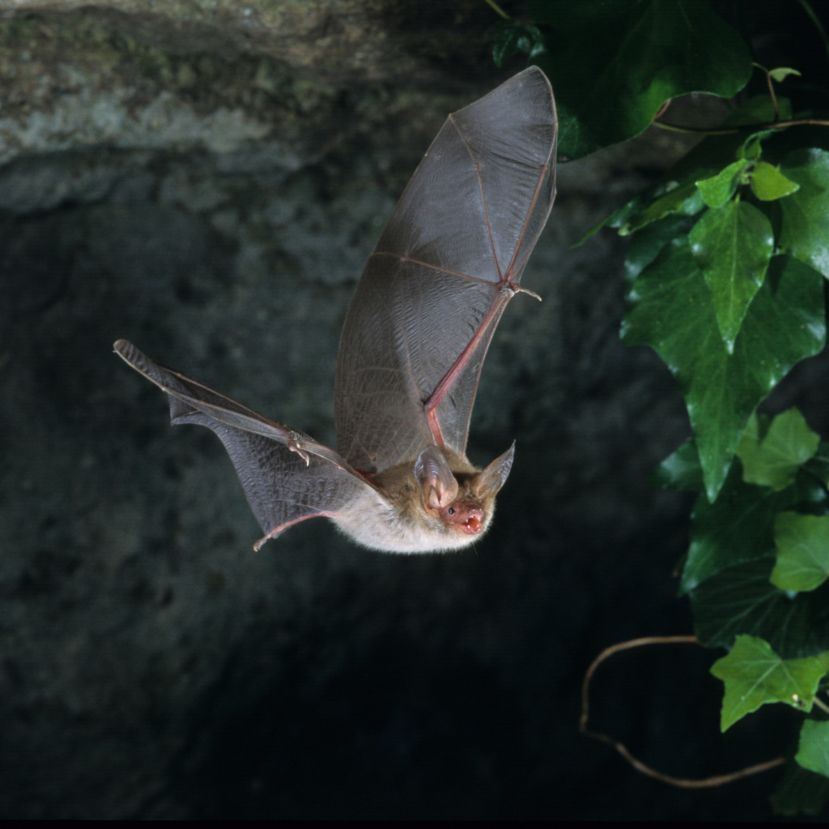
[436, 495, 485, 535]
[415, 443, 515, 539]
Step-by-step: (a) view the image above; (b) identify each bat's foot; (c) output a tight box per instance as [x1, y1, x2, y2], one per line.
[253, 531, 277, 552]
[287, 431, 311, 466]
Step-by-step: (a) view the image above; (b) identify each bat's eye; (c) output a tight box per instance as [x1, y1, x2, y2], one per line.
[447, 506, 455, 515]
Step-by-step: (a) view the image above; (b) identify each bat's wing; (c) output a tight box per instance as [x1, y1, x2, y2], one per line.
[114, 340, 385, 549]
[335, 67, 557, 472]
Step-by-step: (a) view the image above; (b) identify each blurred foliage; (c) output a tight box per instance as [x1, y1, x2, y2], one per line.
[490, 0, 829, 815]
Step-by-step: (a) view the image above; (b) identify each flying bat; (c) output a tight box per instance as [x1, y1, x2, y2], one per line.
[115, 67, 557, 553]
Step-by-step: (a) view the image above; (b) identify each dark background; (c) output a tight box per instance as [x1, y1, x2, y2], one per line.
[0, 0, 823, 819]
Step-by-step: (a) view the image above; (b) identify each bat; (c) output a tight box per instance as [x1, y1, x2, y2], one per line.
[115, 67, 557, 554]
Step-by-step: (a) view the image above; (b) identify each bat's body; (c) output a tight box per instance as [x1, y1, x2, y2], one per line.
[334, 480, 480, 555]
[115, 67, 557, 554]
[335, 449, 498, 553]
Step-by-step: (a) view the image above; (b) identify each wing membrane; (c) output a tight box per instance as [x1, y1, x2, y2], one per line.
[335, 67, 557, 470]
[115, 340, 381, 547]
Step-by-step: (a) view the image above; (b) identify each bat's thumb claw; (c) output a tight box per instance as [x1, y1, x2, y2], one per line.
[516, 286, 542, 302]
[287, 431, 311, 466]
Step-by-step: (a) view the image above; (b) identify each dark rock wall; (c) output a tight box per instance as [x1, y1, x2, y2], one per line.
[0, 1, 797, 819]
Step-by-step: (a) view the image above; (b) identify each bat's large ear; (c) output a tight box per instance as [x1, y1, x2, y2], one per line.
[415, 446, 459, 509]
[473, 442, 515, 500]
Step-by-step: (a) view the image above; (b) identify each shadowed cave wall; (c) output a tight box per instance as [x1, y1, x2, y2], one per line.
[0, 0, 813, 819]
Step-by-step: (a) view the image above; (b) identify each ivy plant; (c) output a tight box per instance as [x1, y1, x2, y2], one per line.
[491, 0, 829, 816]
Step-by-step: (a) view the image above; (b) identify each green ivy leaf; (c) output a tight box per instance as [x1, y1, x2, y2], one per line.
[695, 159, 749, 208]
[740, 128, 777, 161]
[529, 0, 752, 158]
[599, 180, 704, 241]
[680, 465, 805, 594]
[780, 149, 829, 279]
[690, 556, 829, 658]
[491, 20, 545, 67]
[723, 93, 793, 126]
[552, 96, 594, 164]
[769, 66, 802, 83]
[805, 445, 829, 488]
[657, 440, 703, 491]
[595, 133, 748, 243]
[797, 720, 829, 778]
[689, 200, 774, 351]
[772, 762, 829, 817]
[622, 215, 691, 281]
[737, 409, 820, 490]
[617, 182, 704, 236]
[773, 513, 829, 593]
[623, 251, 825, 501]
[710, 635, 829, 731]
[750, 161, 800, 201]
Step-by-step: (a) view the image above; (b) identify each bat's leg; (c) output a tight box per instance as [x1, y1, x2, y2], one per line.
[253, 533, 275, 552]
[252, 510, 335, 552]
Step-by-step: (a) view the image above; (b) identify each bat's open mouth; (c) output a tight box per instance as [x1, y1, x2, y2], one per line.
[462, 514, 482, 534]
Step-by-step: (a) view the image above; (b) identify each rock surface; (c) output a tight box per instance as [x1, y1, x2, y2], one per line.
[0, 0, 797, 820]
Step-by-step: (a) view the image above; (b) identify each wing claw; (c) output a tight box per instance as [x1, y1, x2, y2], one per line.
[287, 431, 311, 467]
[514, 285, 543, 302]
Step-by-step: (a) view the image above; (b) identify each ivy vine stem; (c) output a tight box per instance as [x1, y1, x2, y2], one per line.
[653, 117, 829, 136]
[580, 635, 786, 788]
[814, 696, 829, 716]
[483, 0, 510, 20]
[798, 0, 829, 58]
[766, 69, 780, 120]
